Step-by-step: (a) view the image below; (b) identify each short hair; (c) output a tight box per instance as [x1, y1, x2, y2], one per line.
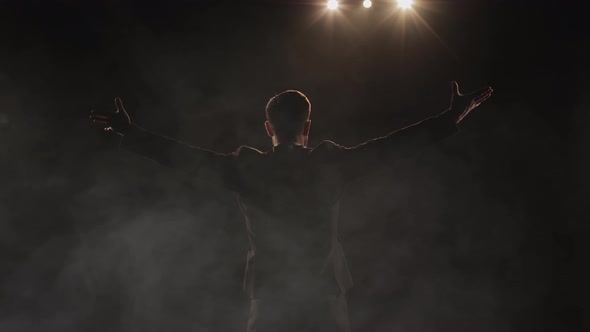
[265, 90, 311, 141]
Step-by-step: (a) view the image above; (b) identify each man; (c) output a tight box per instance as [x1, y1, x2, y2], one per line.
[90, 82, 493, 331]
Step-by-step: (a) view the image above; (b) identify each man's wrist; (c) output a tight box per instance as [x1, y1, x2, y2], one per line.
[115, 121, 132, 136]
[437, 108, 458, 126]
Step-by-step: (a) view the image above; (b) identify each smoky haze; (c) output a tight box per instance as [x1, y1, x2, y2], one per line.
[0, 1, 587, 331]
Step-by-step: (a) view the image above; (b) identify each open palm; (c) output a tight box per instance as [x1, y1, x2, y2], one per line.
[89, 97, 131, 135]
[448, 81, 493, 124]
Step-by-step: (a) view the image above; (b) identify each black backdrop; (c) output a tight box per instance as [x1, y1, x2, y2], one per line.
[0, 1, 588, 331]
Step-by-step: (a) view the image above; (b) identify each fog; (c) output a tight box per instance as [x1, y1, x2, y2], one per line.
[0, 1, 587, 331]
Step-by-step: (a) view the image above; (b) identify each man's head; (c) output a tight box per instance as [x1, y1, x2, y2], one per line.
[265, 90, 311, 147]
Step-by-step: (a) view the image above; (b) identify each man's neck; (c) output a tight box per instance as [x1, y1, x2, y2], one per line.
[272, 137, 307, 147]
[272, 142, 309, 154]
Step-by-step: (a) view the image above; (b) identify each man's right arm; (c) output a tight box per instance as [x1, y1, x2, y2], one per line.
[316, 113, 457, 183]
[316, 81, 493, 183]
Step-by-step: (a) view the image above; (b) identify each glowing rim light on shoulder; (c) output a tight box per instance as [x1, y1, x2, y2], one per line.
[397, 0, 414, 10]
[363, 0, 372, 8]
[327, 0, 339, 10]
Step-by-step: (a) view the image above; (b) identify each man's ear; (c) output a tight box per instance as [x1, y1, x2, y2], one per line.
[303, 120, 311, 136]
[265, 121, 274, 138]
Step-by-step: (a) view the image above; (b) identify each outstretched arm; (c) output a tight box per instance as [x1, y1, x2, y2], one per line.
[324, 81, 493, 182]
[90, 98, 240, 191]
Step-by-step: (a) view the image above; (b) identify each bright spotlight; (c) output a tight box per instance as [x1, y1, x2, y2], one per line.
[327, 0, 339, 10]
[363, 0, 372, 8]
[397, 0, 413, 10]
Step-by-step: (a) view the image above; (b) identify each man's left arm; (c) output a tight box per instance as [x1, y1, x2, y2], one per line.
[90, 97, 243, 191]
[120, 124, 242, 191]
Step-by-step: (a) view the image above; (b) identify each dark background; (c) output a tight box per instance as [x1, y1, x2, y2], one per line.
[0, 0, 588, 331]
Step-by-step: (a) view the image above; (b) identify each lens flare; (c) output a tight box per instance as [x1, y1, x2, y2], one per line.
[327, 0, 339, 10]
[397, 0, 413, 10]
[363, 0, 372, 8]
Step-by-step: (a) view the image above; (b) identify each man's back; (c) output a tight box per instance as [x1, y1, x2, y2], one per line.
[237, 144, 351, 298]
[234, 142, 353, 331]
[118, 114, 458, 331]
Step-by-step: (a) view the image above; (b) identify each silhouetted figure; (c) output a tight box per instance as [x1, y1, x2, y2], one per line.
[90, 82, 492, 332]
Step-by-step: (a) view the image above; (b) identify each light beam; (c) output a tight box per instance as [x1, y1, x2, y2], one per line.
[327, 0, 339, 10]
[397, 0, 413, 10]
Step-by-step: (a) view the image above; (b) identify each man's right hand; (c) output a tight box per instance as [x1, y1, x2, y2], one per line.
[445, 81, 493, 125]
[90, 97, 131, 136]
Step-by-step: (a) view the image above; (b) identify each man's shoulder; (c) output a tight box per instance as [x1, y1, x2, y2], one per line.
[233, 145, 267, 158]
[232, 142, 347, 158]
[311, 140, 346, 153]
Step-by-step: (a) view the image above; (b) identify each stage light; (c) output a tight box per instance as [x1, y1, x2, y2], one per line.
[363, 0, 372, 8]
[327, 0, 339, 10]
[397, 0, 413, 10]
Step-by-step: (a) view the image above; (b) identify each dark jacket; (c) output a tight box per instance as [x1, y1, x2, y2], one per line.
[120, 113, 457, 331]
